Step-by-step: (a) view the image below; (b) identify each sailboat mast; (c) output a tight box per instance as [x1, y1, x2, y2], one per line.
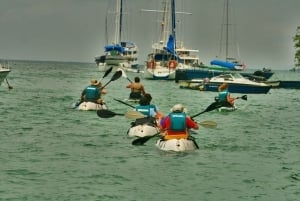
[119, 0, 123, 42]
[225, 0, 229, 61]
[114, 0, 121, 43]
[171, 0, 176, 49]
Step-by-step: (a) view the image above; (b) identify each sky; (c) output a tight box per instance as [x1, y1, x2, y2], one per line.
[0, 0, 300, 70]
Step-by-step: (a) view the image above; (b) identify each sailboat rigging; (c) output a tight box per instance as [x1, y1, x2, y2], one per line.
[210, 0, 245, 71]
[95, 0, 139, 72]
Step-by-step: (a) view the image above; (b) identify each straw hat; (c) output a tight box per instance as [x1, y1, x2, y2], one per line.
[170, 104, 187, 113]
[90, 79, 101, 86]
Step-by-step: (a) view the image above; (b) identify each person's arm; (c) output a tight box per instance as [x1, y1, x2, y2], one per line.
[141, 85, 146, 95]
[126, 83, 133, 88]
[186, 117, 199, 130]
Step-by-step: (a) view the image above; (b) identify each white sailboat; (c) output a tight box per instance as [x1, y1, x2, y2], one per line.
[143, 0, 199, 80]
[210, 0, 246, 71]
[95, 0, 139, 72]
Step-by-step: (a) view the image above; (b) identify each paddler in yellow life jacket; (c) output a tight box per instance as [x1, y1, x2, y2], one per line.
[160, 104, 198, 140]
[217, 83, 237, 107]
[126, 77, 146, 100]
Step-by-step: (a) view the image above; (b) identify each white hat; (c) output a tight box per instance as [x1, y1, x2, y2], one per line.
[170, 104, 187, 113]
[90, 79, 101, 86]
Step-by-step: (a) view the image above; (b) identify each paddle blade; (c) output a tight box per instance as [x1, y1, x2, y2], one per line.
[97, 110, 123, 118]
[132, 134, 159, 146]
[241, 95, 247, 101]
[125, 110, 146, 119]
[199, 120, 217, 129]
[111, 70, 122, 81]
[103, 66, 113, 78]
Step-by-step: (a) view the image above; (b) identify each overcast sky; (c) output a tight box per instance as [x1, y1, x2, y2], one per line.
[0, 0, 299, 70]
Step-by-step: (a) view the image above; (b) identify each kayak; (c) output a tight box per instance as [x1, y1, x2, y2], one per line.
[217, 105, 237, 112]
[127, 118, 160, 138]
[77, 101, 107, 111]
[155, 138, 198, 152]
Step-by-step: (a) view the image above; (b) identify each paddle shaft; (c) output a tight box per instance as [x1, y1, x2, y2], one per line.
[113, 98, 135, 108]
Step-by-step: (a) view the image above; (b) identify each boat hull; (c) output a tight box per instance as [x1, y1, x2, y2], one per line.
[127, 124, 160, 138]
[156, 138, 198, 152]
[202, 82, 271, 94]
[143, 66, 176, 80]
[0, 68, 10, 86]
[77, 102, 107, 111]
[175, 68, 274, 82]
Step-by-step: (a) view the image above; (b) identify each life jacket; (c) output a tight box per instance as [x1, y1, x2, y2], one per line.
[218, 90, 229, 102]
[85, 86, 101, 101]
[135, 104, 156, 117]
[164, 112, 188, 140]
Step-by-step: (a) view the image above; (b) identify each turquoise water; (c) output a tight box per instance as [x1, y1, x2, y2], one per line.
[0, 61, 299, 201]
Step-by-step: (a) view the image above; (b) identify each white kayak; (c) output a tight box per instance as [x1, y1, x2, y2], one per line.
[218, 105, 237, 112]
[127, 123, 160, 138]
[77, 101, 107, 111]
[155, 138, 198, 152]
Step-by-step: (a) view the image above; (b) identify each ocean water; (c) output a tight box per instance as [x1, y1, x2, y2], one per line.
[0, 61, 299, 201]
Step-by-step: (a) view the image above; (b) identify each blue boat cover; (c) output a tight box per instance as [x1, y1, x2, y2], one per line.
[210, 60, 237, 69]
[104, 44, 125, 53]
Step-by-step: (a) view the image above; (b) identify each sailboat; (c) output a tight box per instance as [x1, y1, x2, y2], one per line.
[95, 0, 139, 72]
[210, 0, 245, 71]
[143, 0, 199, 80]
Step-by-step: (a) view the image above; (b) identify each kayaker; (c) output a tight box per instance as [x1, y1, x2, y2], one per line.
[134, 93, 164, 125]
[80, 79, 107, 104]
[217, 83, 237, 107]
[126, 76, 146, 99]
[160, 104, 198, 140]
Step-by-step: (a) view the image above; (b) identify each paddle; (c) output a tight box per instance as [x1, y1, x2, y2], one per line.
[191, 101, 224, 119]
[99, 66, 113, 81]
[113, 98, 135, 108]
[236, 95, 247, 101]
[97, 109, 123, 118]
[131, 120, 217, 146]
[101, 70, 122, 89]
[118, 67, 133, 83]
[97, 110, 145, 119]
[5, 78, 13, 90]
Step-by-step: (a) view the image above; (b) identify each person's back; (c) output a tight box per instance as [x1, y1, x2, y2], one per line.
[127, 77, 145, 99]
[160, 104, 198, 140]
[218, 83, 235, 106]
[81, 80, 104, 104]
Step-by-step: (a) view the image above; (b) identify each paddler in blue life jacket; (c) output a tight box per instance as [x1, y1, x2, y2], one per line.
[134, 93, 164, 125]
[160, 104, 198, 140]
[217, 83, 237, 107]
[80, 79, 107, 104]
[126, 76, 146, 100]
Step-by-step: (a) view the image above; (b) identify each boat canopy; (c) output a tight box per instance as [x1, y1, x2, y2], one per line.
[210, 59, 238, 69]
[104, 44, 125, 53]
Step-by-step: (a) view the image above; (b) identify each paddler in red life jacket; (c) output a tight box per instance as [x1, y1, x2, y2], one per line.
[160, 104, 198, 140]
[126, 77, 146, 100]
[80, 79, 107, 104]
[217, 83, 237, 107]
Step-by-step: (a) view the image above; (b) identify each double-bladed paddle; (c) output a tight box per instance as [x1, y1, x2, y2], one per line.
[97, 110, 146, 119]
[113, 98, 135, 108]
[101, 70, 122, 89]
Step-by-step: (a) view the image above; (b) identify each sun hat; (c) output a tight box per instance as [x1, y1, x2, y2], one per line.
[90, 79, 101, 86]
[170, 104, 187, 113]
